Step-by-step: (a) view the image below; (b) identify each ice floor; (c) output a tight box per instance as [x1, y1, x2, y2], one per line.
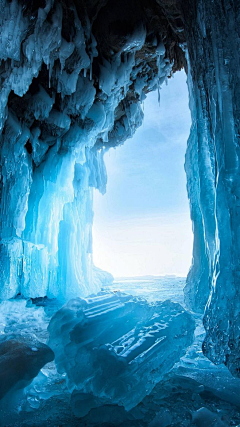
[1, 278, 240, 426]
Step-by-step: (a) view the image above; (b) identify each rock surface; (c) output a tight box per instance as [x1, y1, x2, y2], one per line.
[0, 334, 54, 399]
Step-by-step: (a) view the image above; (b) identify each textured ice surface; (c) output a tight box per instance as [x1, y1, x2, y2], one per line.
[192, 408, 227, 427]
[0, 0, 172, 301]
[182, 0, 240, 376]
[48, 291, 195, 416]
[92, 266, 114, 289]
[1, 281, 240, 426]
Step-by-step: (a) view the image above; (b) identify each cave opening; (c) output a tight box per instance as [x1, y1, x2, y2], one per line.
[93, 70, 193, 303]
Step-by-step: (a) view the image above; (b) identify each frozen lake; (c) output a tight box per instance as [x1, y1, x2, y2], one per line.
[107, 275, 185, 305]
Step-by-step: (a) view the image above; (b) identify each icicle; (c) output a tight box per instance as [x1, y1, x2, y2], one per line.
[48, 61, 53, 89]
[158, 78, 161, 107]
[90, 54, 93, 81]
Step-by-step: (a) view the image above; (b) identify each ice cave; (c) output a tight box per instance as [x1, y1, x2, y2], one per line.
[0, 0, 240, 425]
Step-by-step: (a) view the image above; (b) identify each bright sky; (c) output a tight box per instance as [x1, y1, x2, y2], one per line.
[93, 70, 193, 278]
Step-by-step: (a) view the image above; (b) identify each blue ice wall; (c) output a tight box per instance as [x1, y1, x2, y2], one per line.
[1, 0, 240, 379]
[0, 0, 173, 300]
[184, 0, 240, 375]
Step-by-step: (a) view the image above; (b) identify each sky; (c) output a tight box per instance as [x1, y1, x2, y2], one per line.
[92, 70, 193, 278]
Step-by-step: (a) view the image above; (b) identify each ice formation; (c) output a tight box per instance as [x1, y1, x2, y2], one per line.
[1, 283, 239, 426]
[183, 0, 240, 375]
[0, 0, 240, 422]
[0, 0, 180, 301]
[48, 291, 195, 416]
[192, 408, 227, 427]
[92, 265, 114, 289]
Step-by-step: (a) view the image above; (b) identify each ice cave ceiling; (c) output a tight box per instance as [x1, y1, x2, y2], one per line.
[1, 0, 240, 382]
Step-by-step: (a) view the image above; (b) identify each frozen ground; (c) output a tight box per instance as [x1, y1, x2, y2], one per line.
[0, 277, 240, 426]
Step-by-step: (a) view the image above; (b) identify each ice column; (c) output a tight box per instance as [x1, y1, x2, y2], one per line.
[184, 0, 240, 375]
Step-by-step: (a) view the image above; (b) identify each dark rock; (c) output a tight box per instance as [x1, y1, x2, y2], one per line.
[0, 335, 54, 399]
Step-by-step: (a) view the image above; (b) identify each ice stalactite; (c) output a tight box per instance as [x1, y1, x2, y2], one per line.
[0, 0, 181, 300]
[184, 0, 240, 376]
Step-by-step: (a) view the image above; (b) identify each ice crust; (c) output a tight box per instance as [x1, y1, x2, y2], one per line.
[48, 291, 195, 416]
[0, 0, 170, 301]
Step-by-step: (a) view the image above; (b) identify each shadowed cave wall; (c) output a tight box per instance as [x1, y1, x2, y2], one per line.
[0, 0, 240, 376]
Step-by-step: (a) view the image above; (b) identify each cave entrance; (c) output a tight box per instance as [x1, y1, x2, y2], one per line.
[93, 70, 193, 302]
